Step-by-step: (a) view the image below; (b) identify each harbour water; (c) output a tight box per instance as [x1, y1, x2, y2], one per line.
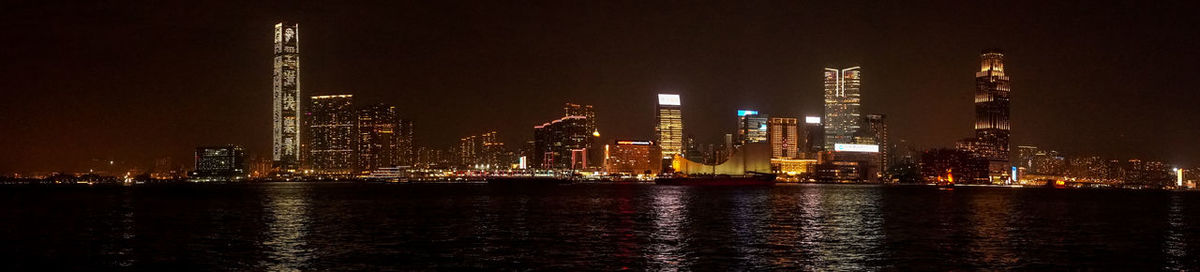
[2, 183, 1198, 270]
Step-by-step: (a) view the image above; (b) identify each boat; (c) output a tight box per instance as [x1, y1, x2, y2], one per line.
[935, 169, 955, 188]
[655, 172, 776, 186]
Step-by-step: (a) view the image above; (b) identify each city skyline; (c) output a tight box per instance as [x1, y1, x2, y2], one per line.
[3, 1, 1200, 173]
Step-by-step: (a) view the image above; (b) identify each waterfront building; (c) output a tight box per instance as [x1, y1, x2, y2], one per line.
[823, 67, 862, 150]
[737, 110, 769, 146]
[564, 103, 598, 136]
[460, 131, 506, 169]
[803, 116, 823, 156]
[971, 49, 1013, 182]
[357, 104, 403, 174]
[272, 22, 301, 172]
[813, 144, 880, 182]
[604, 140, 663, 176]
[191, 145, 247, 182]
[655, 94, 684, 159]
[863, 114, 888, 171]
[534, 116, 594, 169]
[920, 148, 988, 184]
[307, 94, 356, 175]
[767, 117, 800, 159]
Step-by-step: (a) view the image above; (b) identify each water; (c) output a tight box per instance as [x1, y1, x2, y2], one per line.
[2, 183, 1199, 270]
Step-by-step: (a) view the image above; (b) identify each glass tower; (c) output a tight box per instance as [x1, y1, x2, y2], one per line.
[655, 94, 684, 159]
[273, 22, 301, 171]
[823, 66, 862, 150]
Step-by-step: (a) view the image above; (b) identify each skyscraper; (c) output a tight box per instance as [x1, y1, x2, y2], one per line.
[973, 49, 1012, 182]
[191, 145, 247, 182]
[460, 131, 505, 169]
[272, 22, 301, 171]
[736, 110, 769, 145]
[357, 104, 401, 174]
[823, 66, 861, 150]
[564, 103, 598, 136]
[307, 94, 356, 175]
[768, 117, 800, 159]
[863, 114, 889, 171]
[534, 116, 592, 169]
[655, 94, 683, 159]
[803, 116, 824, 156]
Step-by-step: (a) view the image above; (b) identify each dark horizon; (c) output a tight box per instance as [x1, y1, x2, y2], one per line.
[2, 1, 1198, 173]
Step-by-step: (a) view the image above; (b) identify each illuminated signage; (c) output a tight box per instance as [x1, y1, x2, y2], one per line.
[834, 144, 879, 153]
[805, 116, 821, 124]
[616, 140, 653, 145]
[737, 110, 758, 116]
[657, 94, 681, 105]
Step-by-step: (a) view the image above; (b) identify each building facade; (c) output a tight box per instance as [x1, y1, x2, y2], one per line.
[972, 49, 1013, 182]
[604, 140, 663, 176]
[823, 67, 862, 150]
[460, 131, 506, 169]
[307, 94, 356, 175]
[191, 145, 247, 182]
[272, 22, 301, 171]
[655, 94, 684, 159]
[803, 116, 824, 156]
[534, 116, 594, 169]
[767, 117, 800, 159]
[862, 113, 889, 173]
[737, 110, 769, 146]
[357, 104, 402, 174]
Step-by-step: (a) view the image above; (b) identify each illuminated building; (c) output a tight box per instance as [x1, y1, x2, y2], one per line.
[736, 110, 769, 145]
[767, 117, 799, 159]
[272, 22, 301, 172]
[823, 66, 861, 150]
[564, 103, 598, 136]
[1067, 156, 1117, 182]
[1119, 159, 1172, 187]
[534, 116, 593, 169]
[971, 49, 1012, 182]
[191, 145, 247, 182]
[771, 158, 817, 178]
[1015, 145, 1039, 170]
[460, 131, 506, 169]
[655, 94, 684, 159]
[357, 104, 403, 174]
[604, 140, 663, 175]
[803, 116, 823, 155]
[813, 147, 878, 182]
[307, 94, 356, 175]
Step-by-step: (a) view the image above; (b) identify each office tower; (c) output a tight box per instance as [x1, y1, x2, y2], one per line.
[863, 114, 889, 171]
[357, 104, 402, 174]
[398, 120, 415, 166]
[655, 94, 684, 159]
[1015, 145, 1038, 170]
[564, 103, 598, 136]
[604, 140, 663, 175]
[534, 116, 593, 169]
[272, 22, 301, 171]
[736, 110, 769, 145]
[307, 94, 356, 175]
[768, 117, 800, 159]
[724, 133, 734, 158]
[191, 145, 247, 182]
[823, 67, 862, 150]
[973, 49, 1013, 182]
[803, 116, 824, 155]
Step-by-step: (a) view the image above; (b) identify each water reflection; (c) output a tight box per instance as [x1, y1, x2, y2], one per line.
[647, 186, 690, 271]
[965, 191, 1018, 267]
[728, 189, 769, 268]
[1164, 193, 1187, 270]
[260, 183, 313, 271]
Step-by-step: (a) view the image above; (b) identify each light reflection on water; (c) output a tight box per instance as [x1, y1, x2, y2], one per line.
[260, 183, 313, 271]
[648, 186, 689, 271]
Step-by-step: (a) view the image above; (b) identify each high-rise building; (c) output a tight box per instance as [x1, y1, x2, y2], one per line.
[460, 131, 505, 169]
[272, 22, 301, 172]
[357, 104, 402, 174]
[803, 116, 824, 156]
[534, 116, 593, 169]
[191, 145, 247, 182]
[863, 114, 889, 172]
[655, 94, 684, 159]
[971, 49, 1013, 182]
[307, 94, 356, 175]
[823, 67, 862, 150]
[604, 140, 663, 176]
[768, 117, 800, 159]
[564, 103, 598, 136]
[737, 110, 769, 145]
[398, 120, 415, 166]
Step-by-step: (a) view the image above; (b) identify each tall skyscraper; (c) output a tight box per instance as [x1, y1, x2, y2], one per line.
[272, 22, 301, 171]
[736, 110, 769, 145]
[803, 116, 824, 156]
[564, 103, 598, 136]
[823, 66, 861, 150]
[357, 104, 401, 174]
[973, 49, 1012, 182]
[768, 117, 800, 159]
[191, 145, 247, 182]
[307, 94, 356, 175]
[655, 94, 683, 159]
[460, 131, 505, 169]
[863, 114, 889, 171]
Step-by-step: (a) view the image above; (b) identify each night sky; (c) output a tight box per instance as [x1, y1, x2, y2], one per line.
[2, 0, 1198, 173]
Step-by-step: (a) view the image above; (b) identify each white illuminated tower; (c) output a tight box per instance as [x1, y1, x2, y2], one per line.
[823, 66, 862, 150]
[273, 22, 301, 171]
[655, 94, 683, 159]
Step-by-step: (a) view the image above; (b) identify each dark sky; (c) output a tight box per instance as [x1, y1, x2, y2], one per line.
[2, 0, 1198, 173]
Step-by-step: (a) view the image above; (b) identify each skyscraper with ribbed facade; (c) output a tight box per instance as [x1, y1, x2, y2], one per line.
[823, 67, 861, 150]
